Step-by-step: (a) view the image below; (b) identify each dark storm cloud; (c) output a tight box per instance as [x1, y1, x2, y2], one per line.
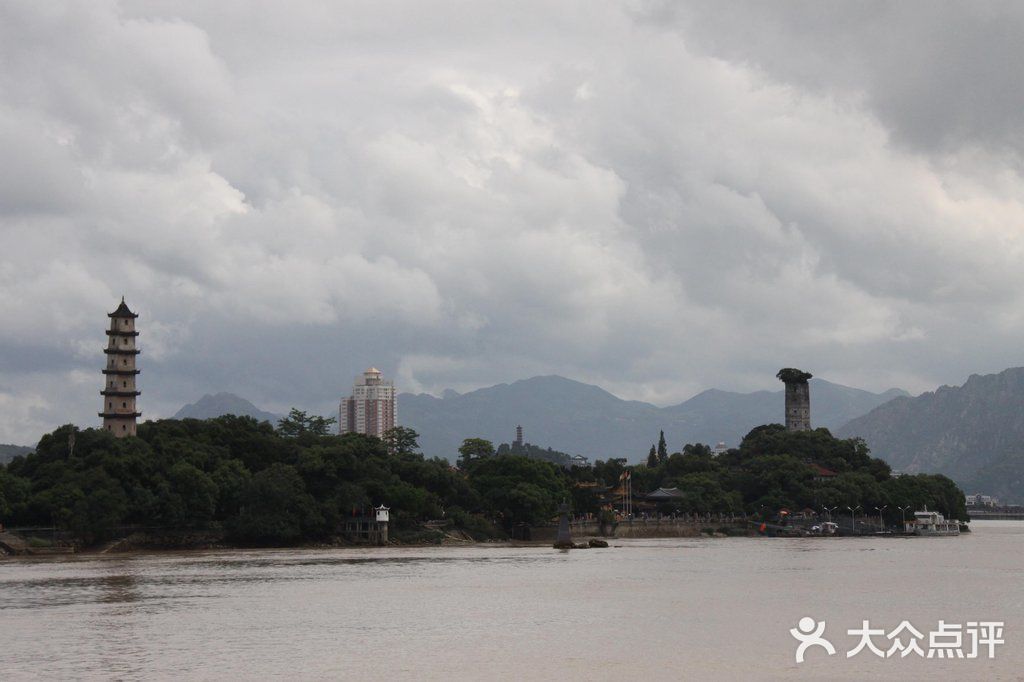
[659, 0, 1024, 155]
[1, 1, 1024, 443]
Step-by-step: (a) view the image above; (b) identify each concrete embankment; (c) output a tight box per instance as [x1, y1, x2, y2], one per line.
[0, 531, 30, 555]
[529, 519, 753, 542]
[0, 531, 76, 556]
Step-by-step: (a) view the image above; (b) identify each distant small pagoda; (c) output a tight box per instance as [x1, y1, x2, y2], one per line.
[100, 298, 141, 437]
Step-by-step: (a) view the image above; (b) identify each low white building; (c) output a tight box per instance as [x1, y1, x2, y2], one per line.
[966, 494, 998, 508]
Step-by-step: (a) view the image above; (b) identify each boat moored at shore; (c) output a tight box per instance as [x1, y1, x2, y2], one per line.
[907, 509, 960, 536]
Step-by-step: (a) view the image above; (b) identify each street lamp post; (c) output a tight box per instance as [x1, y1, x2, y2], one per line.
[897, 505, 911, 532]
[875, 505, 888, 532]
[847, 505, 861, 535]
[823, 506, 837, 523]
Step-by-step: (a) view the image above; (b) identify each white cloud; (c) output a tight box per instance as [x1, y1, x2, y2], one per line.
[1, 1, 1024, 443]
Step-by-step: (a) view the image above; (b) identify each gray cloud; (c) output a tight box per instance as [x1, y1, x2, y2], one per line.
[1, 1, 1024, 445]
[659, 0, 1024, 156]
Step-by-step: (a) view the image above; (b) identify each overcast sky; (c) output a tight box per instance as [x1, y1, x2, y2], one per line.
[3, 1, 1024, 444]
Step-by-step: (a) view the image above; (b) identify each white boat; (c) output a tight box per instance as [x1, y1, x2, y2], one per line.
[906, 509, 960, 536]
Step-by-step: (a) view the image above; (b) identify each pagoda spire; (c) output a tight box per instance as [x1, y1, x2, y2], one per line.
[100, 298, 141, 437]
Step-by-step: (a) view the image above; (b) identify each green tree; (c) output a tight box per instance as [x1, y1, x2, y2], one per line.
[646, 445, 659, 469]
[682, 443, 713, 457]
[229, 463, 324, 544]
[68, 469, 130, 542]
[4, 412, 969, 547]
[211, 459, 251, 519]
[468, 455, 568, 526]
[657, 431, 668, 463]
[569, 479, 601, 516]
[664, 472, 739, 513]
[165, 461, 219, 528]
[383, 426, 420, 457]
[495, 441, 572, 467]
[629, 463, 660, 498]
[276, 408, 337, 437]
[0, 469, 30, 521]
[592, 458, 627, 488]
[457, 438, 495, 469]
[776, 368, 813, 383]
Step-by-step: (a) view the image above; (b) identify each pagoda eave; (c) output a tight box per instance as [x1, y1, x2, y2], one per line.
[99, 412, 142, 419]
[105, 330, 140, 337]
[102, 369, 141, 376]
[108, 301, 139, 319]
[100, 390, 141, 398]
[103, 348, 141, 355]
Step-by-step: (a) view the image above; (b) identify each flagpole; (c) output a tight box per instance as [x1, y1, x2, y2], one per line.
[620, 471, 625, 518]
[622, 471, 630, 518]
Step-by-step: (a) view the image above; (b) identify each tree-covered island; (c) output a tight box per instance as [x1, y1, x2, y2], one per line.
[0, 411, 965, 548]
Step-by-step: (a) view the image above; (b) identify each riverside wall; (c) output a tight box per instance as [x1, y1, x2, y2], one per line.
[529, 517, 753, 542]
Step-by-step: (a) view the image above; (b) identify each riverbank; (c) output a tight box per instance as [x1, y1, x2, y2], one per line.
[0, 526, 510, 557]
[1, 519, 757, 557]
[531, 518, 754, 542]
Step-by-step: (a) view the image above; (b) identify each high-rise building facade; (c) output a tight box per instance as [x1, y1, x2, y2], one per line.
[100, 298, 141, 437]
[339, 367, 397, 437]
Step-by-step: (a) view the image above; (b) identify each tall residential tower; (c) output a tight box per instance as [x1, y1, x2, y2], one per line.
[339, 367, 397, 437]
[100, 298, 141, 437]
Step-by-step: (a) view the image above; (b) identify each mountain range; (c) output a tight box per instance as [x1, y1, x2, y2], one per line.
[169, 376, 904, 464]
[838, 367, 1024, 501]
[399, 375, 906, 461]
[173, 393, 282, 424]
[167, 368, 1024, 501]
[0, 443, 33, 464]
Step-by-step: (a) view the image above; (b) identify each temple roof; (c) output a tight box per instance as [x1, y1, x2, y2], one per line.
[108, 297, 139, 318]
[646, 487, 685, 500]
[809, 463, 837, 477]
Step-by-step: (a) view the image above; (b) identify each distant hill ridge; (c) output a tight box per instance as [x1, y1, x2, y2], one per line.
[169, 377, 906, 468]
[837, 366, 1024, 501]
[400, 374, 906, 462]
[173, 393, 282, 424]
[0, 443, 33, 464]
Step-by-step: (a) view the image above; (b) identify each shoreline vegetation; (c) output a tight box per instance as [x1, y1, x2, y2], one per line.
[0, 411, 965, 554]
